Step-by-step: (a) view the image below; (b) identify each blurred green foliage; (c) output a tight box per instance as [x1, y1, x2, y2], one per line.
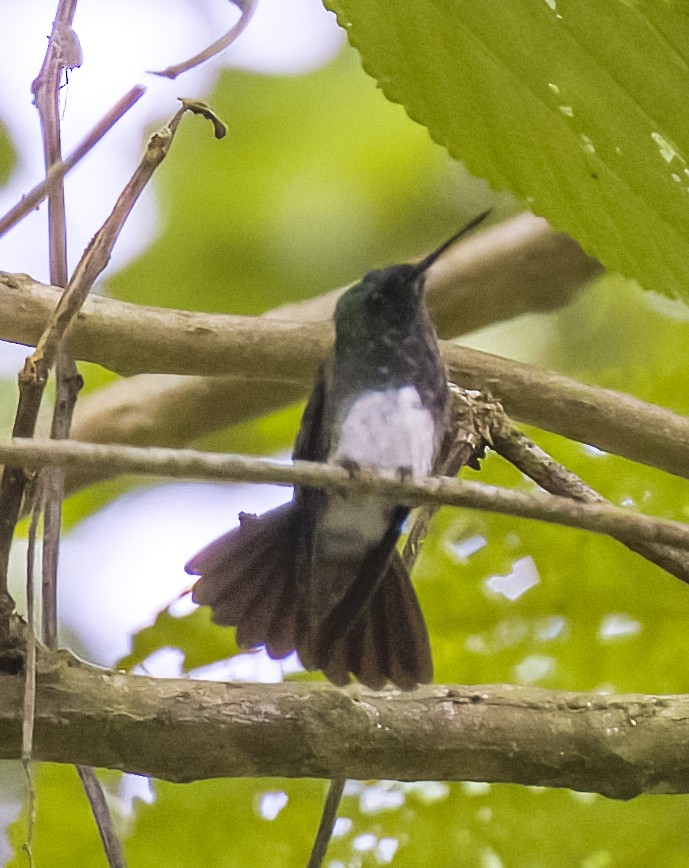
[0, 119, 15, 186]
[5, 2, 689, 867]
[118, 605, 238, 673]
[106, 51, 507, 316]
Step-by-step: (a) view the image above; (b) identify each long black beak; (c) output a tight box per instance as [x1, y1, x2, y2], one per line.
[412, 209, 491, 276]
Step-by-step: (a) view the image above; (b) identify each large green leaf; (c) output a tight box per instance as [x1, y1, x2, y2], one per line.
[325, 0, 689, 299]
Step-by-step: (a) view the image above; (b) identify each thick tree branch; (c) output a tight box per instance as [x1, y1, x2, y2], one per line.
[267, 212, 602, 336]
[2, 438, 689, 550]
[2, 272, 688, 482]
[0, 650, 688, 800]
[0, 214, 598, 373]
[0, 214, 602, 495]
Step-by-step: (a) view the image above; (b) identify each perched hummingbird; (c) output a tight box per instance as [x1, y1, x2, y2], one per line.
[186, 214, 488, 690]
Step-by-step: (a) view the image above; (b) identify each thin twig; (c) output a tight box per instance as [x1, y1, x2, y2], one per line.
[0, 86, 145, 241]
[31, 0, 81, 650]
[150, 0, 259, 79]
[18, 2, 79, 852]
[402, 385, 488, 566]
[75, 767, 127, 868]
[3, 437, 689, 551]
[21, 503, 41, 868]
[488, 403, 689, 583]
[30, 6, 126, 867]
[0, 100, 222, 632]
[306, 778, 346, 868]
[42, 359, 83, 647]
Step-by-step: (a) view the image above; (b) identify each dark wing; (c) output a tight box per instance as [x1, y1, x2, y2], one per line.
[292, 360, 331, 463]
[319, 550, 433, 691]
[306, 505, 409, 666]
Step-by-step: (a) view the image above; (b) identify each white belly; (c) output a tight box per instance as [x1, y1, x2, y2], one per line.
[319, 386, 437, 552]
[330, 385, 436, 479]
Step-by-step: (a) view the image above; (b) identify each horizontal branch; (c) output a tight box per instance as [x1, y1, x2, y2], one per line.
[0, 650, 688, 800]
[3, 270, 689, 482]
[62, 343, 689, 484]
[3, 438, 689, 550]
[0, 214, 597, 377]
[0, 213, 604, 494]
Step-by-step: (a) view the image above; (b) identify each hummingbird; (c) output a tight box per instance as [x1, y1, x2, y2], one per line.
[186, 213, 488, 690]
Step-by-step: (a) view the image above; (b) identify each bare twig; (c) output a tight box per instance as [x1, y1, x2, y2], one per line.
[30, 5, 126, 867]
[21, 505, 41, 868]
[306, 778, 346, 868]
[0, 100, 222, 630]
[31, 0, 80, 289]
[31, 0, 83, 652]
[150, 0, 259, 79]
[76, 766, 127, 868]
[402, 385, 488, 566]
[2, 438, 689, 551]
[42, 360, 83, 647]
[487, 403, 689, 583]
[0, 86, 146, 241]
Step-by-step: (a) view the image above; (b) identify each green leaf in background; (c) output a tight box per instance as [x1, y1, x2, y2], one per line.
[107, 51, 512, 316]
[7, 766, 112, 868]
[118, 605, 238, 673]
[126, 777, 326, 868]
[0, 119, 15, 186]
[13, 768, 689, 866]
[325, 0, 689, 300]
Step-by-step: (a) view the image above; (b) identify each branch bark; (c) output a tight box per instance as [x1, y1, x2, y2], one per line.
[3, 271, 689, 482]
[0, 650, 688, 800]
[0, 213, 599, 375]
[3, 438, 689, 550]
[0, 214, 602, 473]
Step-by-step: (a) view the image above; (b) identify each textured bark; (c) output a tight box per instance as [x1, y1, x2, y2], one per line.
[0, 214, 600, 374]
[3, 438, 689, 549]
[0, 650, 687, 800]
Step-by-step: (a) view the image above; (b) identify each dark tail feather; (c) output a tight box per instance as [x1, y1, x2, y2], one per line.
[319, 552, 432, 691]
[188, 506, 432, 689]
[187, 504, 300, 660]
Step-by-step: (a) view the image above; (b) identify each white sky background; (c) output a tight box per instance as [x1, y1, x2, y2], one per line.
[0, 0, 343, 371]
[0, 0, 343, 667]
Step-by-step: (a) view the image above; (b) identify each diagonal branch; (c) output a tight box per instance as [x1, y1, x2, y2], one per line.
[1, 649, 688, 801]
[0, 100, 224, 632]
[0, 86, 145, 241]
